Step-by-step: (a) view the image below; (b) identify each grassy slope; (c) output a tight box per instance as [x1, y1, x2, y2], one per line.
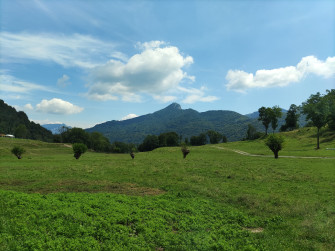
[225, 127, 335, 157]
[0, 128, 334, 250]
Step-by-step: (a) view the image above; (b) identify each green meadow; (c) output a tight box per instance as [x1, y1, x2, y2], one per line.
[0, 128, 334, 250]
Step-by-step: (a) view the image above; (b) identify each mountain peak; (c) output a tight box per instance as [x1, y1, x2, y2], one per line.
[165, 103, 181, 110]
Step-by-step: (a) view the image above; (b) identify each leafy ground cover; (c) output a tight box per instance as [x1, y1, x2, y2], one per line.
[0, 128, 334, 250]
[0, 191, 264, 250]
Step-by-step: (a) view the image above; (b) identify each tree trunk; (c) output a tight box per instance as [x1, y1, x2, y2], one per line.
[317, 127, 320, 150]
[274, 151, 278, 159]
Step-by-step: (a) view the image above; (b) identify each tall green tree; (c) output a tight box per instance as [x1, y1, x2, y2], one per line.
[302, 92, 330, 149]
[190, 133, 207, 146]
[90, 132, 111, 152]
[158, 132, 179, 147]
[258, 107, 272, 135]
[207, 130, 223, 144]
[280, 104, 300, 131]
[61, 128, 90, 146]
[270, 106, 282, 133]
[138, 135, 159, 152]
[324, 89, 335, 130]
[14, 124, 28, 138]
[246, 124, 257, 140]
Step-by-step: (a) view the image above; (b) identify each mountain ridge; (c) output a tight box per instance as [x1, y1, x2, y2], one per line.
[86, 103, 265, 144]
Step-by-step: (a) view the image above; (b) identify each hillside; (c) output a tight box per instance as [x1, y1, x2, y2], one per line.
[86, 103, 265, 143]
[0, 100, 53, 142]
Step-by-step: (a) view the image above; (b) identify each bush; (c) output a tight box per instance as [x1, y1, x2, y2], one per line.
[72, 143, 88, 159]
[181, 143, 190, 159]
[11, 146, 26, 159]
[265, 134, 285, 159]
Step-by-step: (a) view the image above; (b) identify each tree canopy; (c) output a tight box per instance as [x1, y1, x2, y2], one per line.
[302, 91, 331, 149]
[280, 104, 300, 132]
[258, 107, 272, 135]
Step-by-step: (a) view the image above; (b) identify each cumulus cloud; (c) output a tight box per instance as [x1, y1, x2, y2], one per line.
[86, 41, 195, 102]
[36, 98, 84, 115]
[0, 32, 119, 68]
[57, 74, 71, 87]
[24, 104, 34, 110]
[226, 56, 335, 92]
[120, 114, 139, 121]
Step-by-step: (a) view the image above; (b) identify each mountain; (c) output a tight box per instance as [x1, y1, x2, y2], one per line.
[0, 100, 53, 142]
[86, 103, 264, 144]
[42, 124, 72, 134]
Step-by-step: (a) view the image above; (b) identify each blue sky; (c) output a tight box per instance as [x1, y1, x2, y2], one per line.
[1, 0, 334, 128]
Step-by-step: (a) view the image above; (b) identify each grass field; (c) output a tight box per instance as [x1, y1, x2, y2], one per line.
[0, 128, 334, 250]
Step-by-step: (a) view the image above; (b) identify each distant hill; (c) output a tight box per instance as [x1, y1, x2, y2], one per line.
[86, 103, 265, 144]
[0, 100, 53, 142]
[42, 124, 72, 134]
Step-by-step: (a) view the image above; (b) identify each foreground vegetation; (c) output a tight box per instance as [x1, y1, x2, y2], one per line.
[0, 128, 334, 250]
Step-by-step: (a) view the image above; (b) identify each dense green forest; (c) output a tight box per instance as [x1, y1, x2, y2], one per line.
[0, 100, 53, 142]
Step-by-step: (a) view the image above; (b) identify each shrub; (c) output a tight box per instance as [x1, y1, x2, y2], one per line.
[72, 143, 88, 159]
[181, 143, 190, 159]
[265, 134, 285, 159]
[11, 146, 26, 159]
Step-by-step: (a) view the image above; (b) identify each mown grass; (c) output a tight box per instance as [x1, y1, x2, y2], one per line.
[0, 129, 335, 250]
[225, 127, 335, 157]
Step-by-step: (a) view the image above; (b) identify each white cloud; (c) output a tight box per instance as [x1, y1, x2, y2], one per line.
[24, 104, 34, 110]
[120, 114, 139, 121]
[178, 86, 219, 104]
[0, 74, 54, 93]
[57, 74, 71, 87]
[153, 95, 177, 103]
[226, 56, 335, 92]
[36, 98, 84, 115]
[0, 32, 118, 68]
[86, 41, 195, 102]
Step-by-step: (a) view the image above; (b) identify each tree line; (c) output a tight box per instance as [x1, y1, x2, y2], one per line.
[255, 89, 335, 149]
[138, 130, 227, 152]
[54, 127, 137, 154]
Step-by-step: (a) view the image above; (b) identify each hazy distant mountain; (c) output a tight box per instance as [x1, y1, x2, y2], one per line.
[86, 103, 264, 144]
[42, 124, 71, 134]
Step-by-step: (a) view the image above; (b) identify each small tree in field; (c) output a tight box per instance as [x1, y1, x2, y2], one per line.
[11, 146, 26, 159]
[72, 143, 88, 159]
[265, 134, 284, 159]
[181, 143, 190, 159]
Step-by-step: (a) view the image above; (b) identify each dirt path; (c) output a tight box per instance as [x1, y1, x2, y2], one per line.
[213, 146, 335, 159]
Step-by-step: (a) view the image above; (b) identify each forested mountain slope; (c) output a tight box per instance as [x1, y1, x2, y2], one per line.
[86, 103, 265, 143]
[0, 100, 53, 142]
